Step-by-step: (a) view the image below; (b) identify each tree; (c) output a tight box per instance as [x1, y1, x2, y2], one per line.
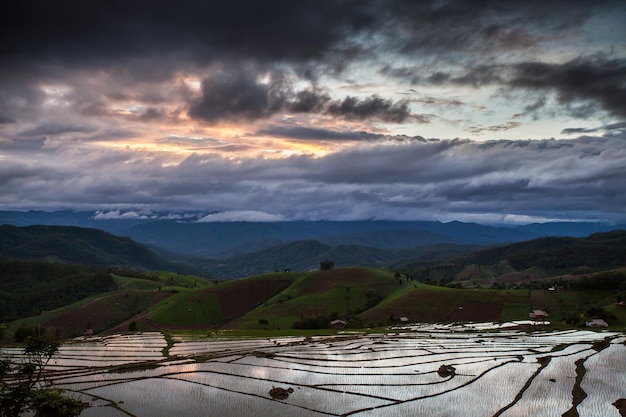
[320, 260, 334, 270]
[0, 331, 86, 417]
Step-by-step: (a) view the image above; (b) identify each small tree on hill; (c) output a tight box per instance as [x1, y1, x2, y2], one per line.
[128, 320, 138, 332]
[320, 260, 334, 270]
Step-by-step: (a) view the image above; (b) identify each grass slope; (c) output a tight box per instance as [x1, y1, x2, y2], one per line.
[146, 272, 299, 329]
[359, 285, 532, 324]
[3, 271, 211, 340]
[230, 268, 406, 330]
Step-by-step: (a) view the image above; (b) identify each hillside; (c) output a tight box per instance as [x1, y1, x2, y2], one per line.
[3, 268, 211, 338]
[0, 259, 116, 323]
[200, 239, 482, 278]
[457, 230, 626, 273]
[396, 230, 626, 284]
[3, 266, 626, 341]
[0, 224, 199, 273]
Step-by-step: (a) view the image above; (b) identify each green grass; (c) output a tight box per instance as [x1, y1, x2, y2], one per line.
[360, 285, 532, 324]
[147, 290, 223, 326]
[153, 271, 212, 288]
[501, 302, 531, 321]
[113, 274, 162, 290]
[605, 303, 626, 326]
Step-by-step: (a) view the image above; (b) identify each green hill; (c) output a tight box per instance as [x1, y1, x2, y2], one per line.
[3, 268, 212, 339]
[3, 266, 625, 341]
[0, 224, 200, 273]
[222, 268, 409, 330]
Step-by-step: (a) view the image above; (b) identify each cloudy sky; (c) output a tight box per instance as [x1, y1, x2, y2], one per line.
[1, 0, 625, 224]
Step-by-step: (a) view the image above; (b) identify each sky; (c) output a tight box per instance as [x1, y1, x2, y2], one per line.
[0, 0, 625, 224]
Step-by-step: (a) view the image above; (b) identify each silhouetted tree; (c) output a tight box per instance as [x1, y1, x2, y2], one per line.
[320, 260, 334, 270]
[1, 332, 86, 417]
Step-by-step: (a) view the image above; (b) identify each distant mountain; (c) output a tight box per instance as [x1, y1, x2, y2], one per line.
[316, 229, 454, 248]
[516, 222, 622, 238]
[0, 224, 198, 273]
[1, 210, 623, 258]
[0, 210, 151, 232]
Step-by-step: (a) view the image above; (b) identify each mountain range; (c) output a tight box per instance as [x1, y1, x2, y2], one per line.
[1, 210, 623, 259]
[1, 213, 625, 279]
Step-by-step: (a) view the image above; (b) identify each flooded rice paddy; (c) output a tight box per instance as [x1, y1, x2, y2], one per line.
[3, 323, 625, 416]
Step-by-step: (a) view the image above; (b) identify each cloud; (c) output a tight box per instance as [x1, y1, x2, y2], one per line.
[92, 210, 203, 221]
[326, 95, 420, 123]
[465, 121, 522, 135]
[197, 210, 286, 222]
[18, 123, 99, 137]
[0, 1, 624, 224]
[2, 135, 624, 223]
[93, 210, 152, 220]
[0, 1, 379, 71]
[256, 126, 384, 141]
[423, 55, 626, 120]
[561, 121, 626, 135]
[156, 136, 228, 148]
[189, 67, 421, 124]
[507, 56, 626, 118]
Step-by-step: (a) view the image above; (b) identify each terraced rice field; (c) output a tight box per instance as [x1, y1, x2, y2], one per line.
[2, 325, 624, 416]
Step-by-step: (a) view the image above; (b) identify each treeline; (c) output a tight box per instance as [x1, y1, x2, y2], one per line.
[0, 260, 116, 322]
[459, 231, 626, 273]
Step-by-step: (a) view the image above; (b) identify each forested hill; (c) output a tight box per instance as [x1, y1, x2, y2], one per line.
[0, 260, 116, 322]
[456, 230, 626, 272]
[0, 224, 185, 271]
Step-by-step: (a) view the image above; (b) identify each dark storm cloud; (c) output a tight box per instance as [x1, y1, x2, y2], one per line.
[188, 68, 288, 122]
[507, 57, 626, 118]
[0, 0, 623, 127]
[326, 96, 417, 123]
[189, 67, 420, 123]
[257, 126, 384, 141]
[2, 0, 614, 76]
[0, 0, 376, 68]
[422, 56, 626, 119]
[383, 0, 597, 54]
